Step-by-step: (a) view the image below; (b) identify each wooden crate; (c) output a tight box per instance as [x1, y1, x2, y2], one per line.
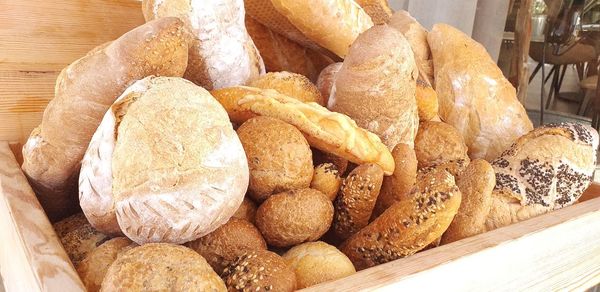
[1, 0, 600, 291]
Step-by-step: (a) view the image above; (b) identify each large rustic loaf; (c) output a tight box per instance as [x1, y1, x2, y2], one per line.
[21, 18, 189, 221]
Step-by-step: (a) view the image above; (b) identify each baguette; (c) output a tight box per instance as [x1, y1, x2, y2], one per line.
[355, 0, 393, 24]
[21, 17, 190, 221]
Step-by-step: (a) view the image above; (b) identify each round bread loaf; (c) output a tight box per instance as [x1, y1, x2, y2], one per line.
[250, 71, 325, 105]
[332, 163, 384, 241]
[282, 241, 356, 289]
[221, 249, 296, 292]
[256, 188, 334, 247]
[340, 168, 461, 270]
[186, 218, 267, 273]
[310, 163, 342, 201]
[53, 213, 110, 267]
[237, 116, 314, 202]
[101, 243, 226, 291]
[414, 121, 470, 176]
[77, 237, 136, 292]
[79, 76, 249, 244]
[232, 197, 258, 223]
[316, 62, 342, 106]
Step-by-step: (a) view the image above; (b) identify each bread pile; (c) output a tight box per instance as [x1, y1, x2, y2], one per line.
[23, 0, 598, 290]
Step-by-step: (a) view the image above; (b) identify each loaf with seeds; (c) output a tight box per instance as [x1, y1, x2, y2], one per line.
[221, 249, 296, 292]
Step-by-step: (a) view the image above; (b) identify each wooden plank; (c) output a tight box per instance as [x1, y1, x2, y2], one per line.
[0, 142, 85, 292]
[306, 193, 600, 291]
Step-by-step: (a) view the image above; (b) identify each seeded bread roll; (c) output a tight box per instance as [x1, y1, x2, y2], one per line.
[486, 123, 599, 230]
[333, 163, 384, 240]
[414, 121, 470, 177]
[186, 218, 267, 273]
[256, 188, 334, 247]
[53, 213, 110, 267]
[232, 197, 258, 223]
[282, 241, 356, 289]
[310, 163, 342, 201]
[221, 249, 296, 292]
[250, 71, 325, 105]
[313, 149, 349, 175]
[441, 159, 495, 244]
[316, 62, 342, 106]
[340, 168, 461, 270]
[237, 116, 313, 202]
[101, 243, 226, 291]
[77, 237, 137, 292]
[355, 0, 393, 24]
[372, 143, 417, 218]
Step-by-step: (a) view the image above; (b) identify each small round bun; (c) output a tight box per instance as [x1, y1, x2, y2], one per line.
[256, 188, 334, 247]
[222, 249, 296, 292]
[238, 116, 314, 201]
[101, 243, 226, 291]
[282, 241, 355, 289]
[414, 121, 469, 176]
[186, 218, 267, 273]
[310, 163, 342, 201]
[77, 237, 136, 292]
[232, 197, 258, 223]
[53, 213, 109, 267]
[250, 71, 325, 105]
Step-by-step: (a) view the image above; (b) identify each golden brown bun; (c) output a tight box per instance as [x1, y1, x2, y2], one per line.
[77, 237, 136, 292]
[372, 143, 417, 218]
[186, 218, 267, 273]
[101, 243, 226, 291]
[211, 86, 261, 124]
[237, 87, 395, 175]
[53, 213, 110, 267]
[311, 163, 342, 201]
[237, 116, 313, 201]
[282, 241, 356, 289]
[255, 188, 334, 247]
[329, 25, 418, 150]
[232, 197, 258, 223]
[355, 0, 393, 24]
[79, 77, 248, 244]
[441, 159, 495, 244]
[414, 121, 470, 176]
[333, 164, 384, 240]
[222, 249, 296, 292]
[428, 23, 533, 160]
[245, 16, 334, 82]
[486, 123, 599, 230]
[21, 17, 189, 221]
[250, 71, 325, 105]
[143, 0, 265, 90]
[313, 149, 349, 175]
[340, 168, 461, 270]
[316, 62, 343, 106]
[416, 75, 439, 121]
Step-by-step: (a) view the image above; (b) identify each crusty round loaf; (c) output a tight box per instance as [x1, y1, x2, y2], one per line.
[441, 159, 495, 244]
[414, 121, 470, 176]
[186, 218, 267, 273]
[372, 143, 418, 218]
[221, 249, 296, 292]
[232, 197, 258, 223]
[256, 188, 334, 247]
[282, 241, 356, 289]
[486, 123, 599, 230]
[310, 163, 342, 201]
[237, 116, 313, 202]
[340, 168, 461, 270]
[316, 62, 342, 106]
[53, 213, 110, 267]
[79, 76, 249, 244]
[333, 163, 384, 241]
[250, 71, 325, 105]
[100, 243, 226, 291]
[77, 237, 136, 292]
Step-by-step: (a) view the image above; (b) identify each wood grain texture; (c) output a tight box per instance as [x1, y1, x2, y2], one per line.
[0, 0, 145, 145]
[0, 142, 85, 292]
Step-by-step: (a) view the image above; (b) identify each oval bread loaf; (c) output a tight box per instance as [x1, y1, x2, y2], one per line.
[221, 249, 296, 292]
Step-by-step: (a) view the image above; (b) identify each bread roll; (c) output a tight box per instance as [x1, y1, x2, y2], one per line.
[232, 197, 258, 223]
[79, 77, 248, 244]
[237, 116, 313, 201]
[329, 25, 418, 150]
[282, 241, 356, 289]
[101, 243, 226, 291]
[414, 121, 470, 177]
[237, 87, 395, 175]
[143, 0, 265, 90]
[316, 62, 342, 106]
[21, 17, 189, 221]
[53, 213, 110, 267]
[355, 0, 393, 24]
[245, 16, 333, 82]
[250, 71, 325, 105]
[186, 218, 267, 273]
[340, 168, 461, 270]
[313, 148, 349, 175]
[211, 86, 261, 124]
[486, 123, 599, 230]
[77, 237, 136, 292]
[222, 249, 296, 292]
[333, 164, 384, 240]
[311, 163, 342, 201]
[441, 159, 495, 244]
[256, 188, 334, 247]
[415, 76, 439, 121]
[372, 143, 417, 218]
[428, 24, 533, 160]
